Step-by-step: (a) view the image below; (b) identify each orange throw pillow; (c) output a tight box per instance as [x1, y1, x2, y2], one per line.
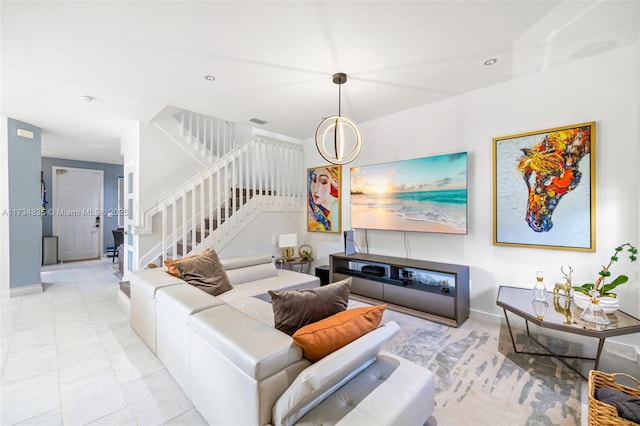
[164, 248, 210, 277]
[292, 304, 386, 362]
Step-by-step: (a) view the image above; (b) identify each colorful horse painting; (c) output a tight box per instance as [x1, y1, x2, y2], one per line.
[516, 126, 591, 233]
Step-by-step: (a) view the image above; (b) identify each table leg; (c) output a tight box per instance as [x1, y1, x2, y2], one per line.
[501, 308, 599, 380]
[503, 308, 519, 353]
[594, 338, 605, 370]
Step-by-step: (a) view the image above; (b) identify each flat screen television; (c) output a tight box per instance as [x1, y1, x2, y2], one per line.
[350, 152, 467, 234]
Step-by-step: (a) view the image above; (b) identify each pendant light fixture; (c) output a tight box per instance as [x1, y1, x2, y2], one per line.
[315, 72, 362, 165]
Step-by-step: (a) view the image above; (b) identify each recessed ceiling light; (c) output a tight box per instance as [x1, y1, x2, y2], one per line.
[484, 58, 497, 66]
[204, 75, 216, 81]
[79, 95, 94, 102]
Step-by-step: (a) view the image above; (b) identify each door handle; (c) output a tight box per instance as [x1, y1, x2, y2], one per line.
[95, 216, 100, 228]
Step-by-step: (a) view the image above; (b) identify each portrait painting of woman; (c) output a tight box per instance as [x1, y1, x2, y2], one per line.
[307, 165, 341, 233]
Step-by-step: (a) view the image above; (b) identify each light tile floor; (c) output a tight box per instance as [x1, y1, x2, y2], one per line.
[2, 258, 638, 425]
[1, 258, 207, 426]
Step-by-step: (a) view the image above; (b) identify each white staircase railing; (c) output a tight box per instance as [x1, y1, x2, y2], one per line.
[154, 110, 236, 166]
[136, 135, 303, 269]
[178, 110, 236, 162]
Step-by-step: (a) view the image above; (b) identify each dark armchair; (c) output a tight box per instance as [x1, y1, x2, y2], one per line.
[111, 229, 124, 263]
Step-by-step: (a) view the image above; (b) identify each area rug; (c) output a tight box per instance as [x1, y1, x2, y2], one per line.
[357, 302, 584, 426]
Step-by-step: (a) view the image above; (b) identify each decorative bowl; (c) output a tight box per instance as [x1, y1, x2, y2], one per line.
[298, 244, 313, 259]
[573, 291, 619, 313]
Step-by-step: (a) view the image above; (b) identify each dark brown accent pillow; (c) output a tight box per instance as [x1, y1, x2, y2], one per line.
[269, 277, 351, 336]
[174, 249, 233, 296]
[164, 248, 210, 277]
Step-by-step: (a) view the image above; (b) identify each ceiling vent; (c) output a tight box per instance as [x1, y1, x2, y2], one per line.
[248, 117, 268, 125]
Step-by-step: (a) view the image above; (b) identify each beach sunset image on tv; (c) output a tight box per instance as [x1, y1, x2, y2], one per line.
[350, 152, 467, 234]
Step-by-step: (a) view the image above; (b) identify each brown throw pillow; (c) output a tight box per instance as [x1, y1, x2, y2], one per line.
[173, 249, 233, 296]
[269, 277, 351, 336]
[292, 304, 386, 361]
[164, 248, 210, 277]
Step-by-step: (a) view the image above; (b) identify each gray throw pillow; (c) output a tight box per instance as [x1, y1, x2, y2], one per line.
[269, 277, 352, 335]
[174, 249, 233, 296]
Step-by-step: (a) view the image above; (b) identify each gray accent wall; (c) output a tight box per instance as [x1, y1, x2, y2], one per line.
[41, 157, 123, 253]
[7, 118, 42, 288]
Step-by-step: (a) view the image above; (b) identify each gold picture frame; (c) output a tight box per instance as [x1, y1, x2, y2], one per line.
[493, 122, 596, 251]
[307, 165, 341, 233]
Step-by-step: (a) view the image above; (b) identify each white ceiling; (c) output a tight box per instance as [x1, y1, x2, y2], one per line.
[2, 1, 638, 165]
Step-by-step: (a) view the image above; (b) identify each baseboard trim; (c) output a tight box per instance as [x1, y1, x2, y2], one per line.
[605, 340, 640, 365]
[470, 309, 502, 324]
[10, 283, 43, 297]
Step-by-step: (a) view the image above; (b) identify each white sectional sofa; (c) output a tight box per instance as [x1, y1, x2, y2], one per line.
[130, 255, 318, 353]
[129, 254, 435, 425]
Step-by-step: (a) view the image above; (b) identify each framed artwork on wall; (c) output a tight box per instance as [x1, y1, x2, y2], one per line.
[350, 152, 468, 234]
[307, 165, 341, 233]
[493, 122, 596, 251]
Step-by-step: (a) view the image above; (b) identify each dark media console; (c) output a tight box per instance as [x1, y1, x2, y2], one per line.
[361, 265, 385, 276]
[330, 252, 470, 327]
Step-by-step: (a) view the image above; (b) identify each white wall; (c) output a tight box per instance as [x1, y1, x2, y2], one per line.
[304, 47, 639, 348]
[637, 7, 640, 319]
[139, 122, 206, 212]
[0, 117, 9, 297]
[216, 211, 304, 259]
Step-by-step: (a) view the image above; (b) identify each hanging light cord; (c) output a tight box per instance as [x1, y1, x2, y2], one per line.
[338, 83, 342, 117]
[334, 81, 342, 156]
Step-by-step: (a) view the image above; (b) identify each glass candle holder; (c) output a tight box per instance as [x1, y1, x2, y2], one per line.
[580, 289, 610, 325]
[532, 299, 549, 320]
[532, 270, 547, 302]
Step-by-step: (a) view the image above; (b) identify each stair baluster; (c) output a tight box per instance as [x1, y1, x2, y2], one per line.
[136, 136, 303, 269]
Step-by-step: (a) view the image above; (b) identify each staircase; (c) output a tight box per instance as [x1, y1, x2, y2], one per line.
[134, 133, 304, 270]
[153, 109, 236, 166]
[172, 187, 273, 258]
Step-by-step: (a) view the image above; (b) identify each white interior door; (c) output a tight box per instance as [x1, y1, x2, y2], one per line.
[53, 167, 103, 261]
[123, 164, 135, 276]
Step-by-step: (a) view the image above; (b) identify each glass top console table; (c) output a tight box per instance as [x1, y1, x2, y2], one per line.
[275, 257, 313, 274]
[496, 285, 640, 379]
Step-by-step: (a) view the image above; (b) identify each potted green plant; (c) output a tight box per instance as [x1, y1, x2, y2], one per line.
[573, 243, 638, 297]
